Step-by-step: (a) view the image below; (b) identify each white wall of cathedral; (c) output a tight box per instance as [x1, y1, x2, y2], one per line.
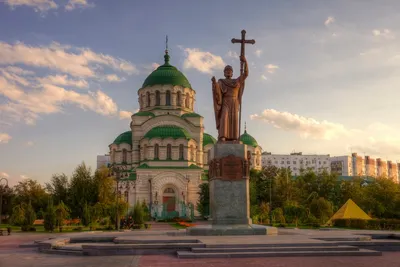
[109, 143, 132, 164]
[123, 170, 202, 217]
[131, 114, 204, 167]
[137, 85, 196, 113]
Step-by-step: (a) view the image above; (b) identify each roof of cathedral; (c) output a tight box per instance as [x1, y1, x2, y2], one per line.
[113, 131, 132, 145]
[133, 111, 155, 117]
[144, 125, 191, 140]
[142, 51, 192, 89]
[240, 130, 258, 148]
[181, 112, 202, 118]
[203, 133, 217, 147]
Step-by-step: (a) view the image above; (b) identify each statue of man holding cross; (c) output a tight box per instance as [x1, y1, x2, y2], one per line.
[212, 30, 255, 142]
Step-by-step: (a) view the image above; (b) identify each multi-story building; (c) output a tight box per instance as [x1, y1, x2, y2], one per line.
[330, 155, 353, 176]
[261, 152, 330, 176]
[97, 154, 110, 169]
[365, 156, 376, 177]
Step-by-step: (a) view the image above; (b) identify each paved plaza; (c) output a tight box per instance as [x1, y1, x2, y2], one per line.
[1, 227, 400, 267]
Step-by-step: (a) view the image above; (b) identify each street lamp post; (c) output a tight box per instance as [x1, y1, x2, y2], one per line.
[108, 163, 130, 231]
[0, 177, 9, 225]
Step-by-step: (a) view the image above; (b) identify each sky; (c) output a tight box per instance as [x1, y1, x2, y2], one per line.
[1, 0, 400, 186]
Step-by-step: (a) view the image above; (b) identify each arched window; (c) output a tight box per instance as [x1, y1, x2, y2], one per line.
[143, 144, 147, 160]
[124, 191, 129, 202]
[177, 91, 182, 106]
[167, 144, 172, 159]
[154, 144, 159, 159]
[185, 93, 190, 108]
[155, 90, 160, 106]
[166, 90, 171, 106]
[146, 92, 151, 107]
[179, 144, 184, 160]
[122, 149, 127, 163]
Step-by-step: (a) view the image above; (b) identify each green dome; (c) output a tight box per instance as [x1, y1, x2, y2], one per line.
[113, 131, 132, 145]
[203, 133, 217, 147]
[181, 112, 202, 118]
[133, 111, 155, 117]
[240, 130, 258, 148]
[144, 125, 191, 140]
[142, 52, 192, 89]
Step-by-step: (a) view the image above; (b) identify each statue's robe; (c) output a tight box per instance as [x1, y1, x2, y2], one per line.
[212, 78, 242, 141]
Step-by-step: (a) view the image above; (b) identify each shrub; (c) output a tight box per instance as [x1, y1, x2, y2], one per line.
[350, 219, 367, 229]
[333, 219, 351, 228]
[44, 203, 57, 232]
[133, 202, 144, 225]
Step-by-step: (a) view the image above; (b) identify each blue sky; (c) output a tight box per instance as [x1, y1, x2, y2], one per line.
[1, 0, 400, 185]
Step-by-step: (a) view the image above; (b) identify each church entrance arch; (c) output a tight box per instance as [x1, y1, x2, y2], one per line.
[162, 187, 176, 212]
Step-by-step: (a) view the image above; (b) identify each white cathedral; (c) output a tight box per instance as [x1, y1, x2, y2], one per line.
[107, 50, 262, 218]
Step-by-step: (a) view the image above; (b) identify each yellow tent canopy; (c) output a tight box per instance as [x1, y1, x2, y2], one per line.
[326, 199, 371, 226]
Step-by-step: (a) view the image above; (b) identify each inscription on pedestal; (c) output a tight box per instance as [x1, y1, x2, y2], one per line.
[221, 155, 243, 180]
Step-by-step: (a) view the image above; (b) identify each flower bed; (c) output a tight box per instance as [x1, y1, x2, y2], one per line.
[177, 221, 196, 227]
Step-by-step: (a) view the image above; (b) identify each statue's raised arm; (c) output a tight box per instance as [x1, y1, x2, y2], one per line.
[238, 55, 249, 84]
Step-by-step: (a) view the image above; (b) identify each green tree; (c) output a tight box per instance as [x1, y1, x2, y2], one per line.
[197, 183, 209, 217]
[81, 202, 91, 226]
[93, 166, 114, 204]
[55, 201, 70, 230]
[44, 200, 57, 232]
[133, 202, 144, 225]
[13, 179, 48, 213]
[45, 174, 69, 206]
[69, 162, 97, 218]
[310, 197, 333, 224]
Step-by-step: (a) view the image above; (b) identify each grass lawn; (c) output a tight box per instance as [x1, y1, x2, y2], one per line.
[169, 223, 187, 229]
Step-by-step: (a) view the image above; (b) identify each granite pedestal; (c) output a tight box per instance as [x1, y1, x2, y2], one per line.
[187, 143, 277, 236]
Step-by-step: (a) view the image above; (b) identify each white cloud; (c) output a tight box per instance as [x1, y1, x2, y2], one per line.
[261, 75, 268, 81]
[0, 76, 118, 125]
[0, 172, 9, 178]
[106, 74, 125, 82]
[0, 41, 137, 77]
[181, 47, 225, 74]
[0, 133, 12, 144]
[265, 64, 279, 74]
[37, 74, 89, 88]
[324, 16, 335, 26]
[251, 109, 400, 159]
[4, 0, 58, 12]
[254, 49, 262, 58]
[65, 0, 94, 11]
[372, 29, 395, 39]
[226, 50, 239, 58]
[250, 109, 348, 140]
[119, 110, 132, 120]
[26, 141, 34, 146]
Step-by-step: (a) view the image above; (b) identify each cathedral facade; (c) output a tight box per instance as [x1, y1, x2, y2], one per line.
[108, 50, 262, 218]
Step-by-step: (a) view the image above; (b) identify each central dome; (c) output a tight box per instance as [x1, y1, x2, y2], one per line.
[142, 53, 192, 89]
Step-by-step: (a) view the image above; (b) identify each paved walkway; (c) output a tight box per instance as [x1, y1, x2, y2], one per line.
[1, 228, 400, 267]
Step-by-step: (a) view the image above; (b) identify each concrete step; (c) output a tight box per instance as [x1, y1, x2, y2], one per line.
[41, 249, 83, 256]
[191, 245, 359, 253]
[177, 249, 382, 258]
[19, 242, 39, 248]
[83, 242, 205, 249]
[114, 238, 200, 244]
[206, 242, 344, 248]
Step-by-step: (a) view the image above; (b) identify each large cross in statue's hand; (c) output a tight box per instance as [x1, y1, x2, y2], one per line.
[231, 30, 256, 75]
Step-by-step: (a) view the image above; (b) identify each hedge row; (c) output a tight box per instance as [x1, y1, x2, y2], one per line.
[333, 218, 400, 230]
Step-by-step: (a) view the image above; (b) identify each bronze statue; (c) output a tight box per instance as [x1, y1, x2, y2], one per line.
[212, 30, 255, 142]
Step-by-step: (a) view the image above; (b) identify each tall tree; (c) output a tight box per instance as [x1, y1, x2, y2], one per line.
[45, 173, 69, 205]
[93, 166, 114, 204]
[13, 179, 48, 212]
[69, 162, 97, 218]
